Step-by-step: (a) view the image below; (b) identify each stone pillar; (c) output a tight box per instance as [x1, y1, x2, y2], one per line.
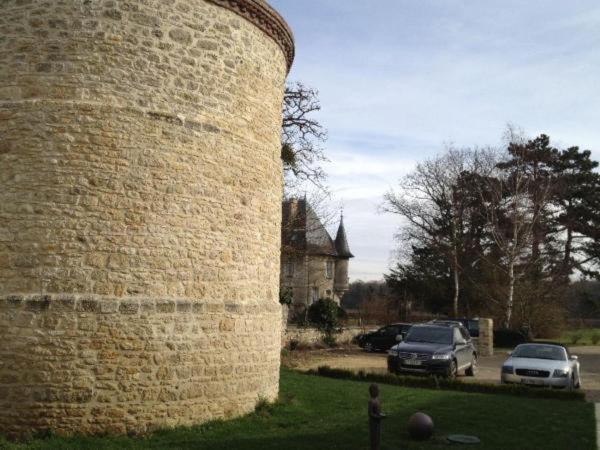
[478, 318, 494, 357]
[0, 0, 293, 438]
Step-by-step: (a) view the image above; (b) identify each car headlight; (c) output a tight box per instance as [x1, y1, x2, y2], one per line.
[552, 369, 569, 378]
[432, 353, 451, 360]
[501, 365, 514, 374]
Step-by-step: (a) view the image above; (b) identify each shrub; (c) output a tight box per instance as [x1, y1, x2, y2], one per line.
[291, 307, 309, 327]
[570, 331, 584, 345]
[591, 332, 600, 345]
[307, 366, 585, 402]
[307, 298, 342, 339]
[288, 339, 299, 351]
[279, 287, 294, 306]
[494, 328, 528, 348]
[322, 334, 337, 348]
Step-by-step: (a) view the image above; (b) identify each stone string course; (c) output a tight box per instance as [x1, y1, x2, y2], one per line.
[205, 0, 295, 71]
[0, 0, 292, 437]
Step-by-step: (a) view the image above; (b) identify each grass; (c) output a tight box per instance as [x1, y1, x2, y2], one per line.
[0, 369, 595, 450]
[538, 328, 600, 346]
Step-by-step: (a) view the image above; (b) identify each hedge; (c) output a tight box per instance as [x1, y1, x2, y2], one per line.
[306, 366, 586, 402]
[494, 328, 529, 348]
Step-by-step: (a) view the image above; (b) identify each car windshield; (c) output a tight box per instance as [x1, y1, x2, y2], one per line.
[512, 345, 566, 361]
[405, 326, 452, 345]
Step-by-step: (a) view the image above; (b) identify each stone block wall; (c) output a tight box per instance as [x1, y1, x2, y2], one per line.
[282, 325, 364, 348]
[0, 0, 293, 437]
[0, 295, 281, 436]
[478, 318, 494, 357]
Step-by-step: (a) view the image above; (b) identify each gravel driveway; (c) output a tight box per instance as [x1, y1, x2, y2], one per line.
[286, 345, 600, 401]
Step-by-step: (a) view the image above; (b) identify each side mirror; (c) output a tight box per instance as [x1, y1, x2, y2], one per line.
[571, 355, 578, 361]
[396, 335, 403, 342]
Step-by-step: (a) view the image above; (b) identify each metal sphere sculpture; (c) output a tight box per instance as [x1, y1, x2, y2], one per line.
[408, 412, 434, 440]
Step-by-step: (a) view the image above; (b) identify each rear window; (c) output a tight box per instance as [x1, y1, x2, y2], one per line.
[468, 320, 479, 331]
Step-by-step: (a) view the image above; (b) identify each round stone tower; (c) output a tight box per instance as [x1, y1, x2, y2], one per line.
[0, 0, 293, 437]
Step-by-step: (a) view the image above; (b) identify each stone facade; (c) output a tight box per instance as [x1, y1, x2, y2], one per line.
[0, 0, 292, 437]
[282, 254, 337, 308]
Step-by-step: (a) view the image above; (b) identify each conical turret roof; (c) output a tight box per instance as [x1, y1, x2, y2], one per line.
[334, 214, 354, 259]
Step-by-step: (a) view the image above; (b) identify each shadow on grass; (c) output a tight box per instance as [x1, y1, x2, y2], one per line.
[1, 370, 596, 450]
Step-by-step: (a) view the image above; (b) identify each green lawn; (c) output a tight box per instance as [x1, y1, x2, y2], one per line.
[554, 328, 600, 346]
[1, 369, 595, 450]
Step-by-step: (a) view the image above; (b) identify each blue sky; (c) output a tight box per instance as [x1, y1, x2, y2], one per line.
[270, 0, 600, 281]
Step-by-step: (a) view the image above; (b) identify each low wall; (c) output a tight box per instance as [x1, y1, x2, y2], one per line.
[478, 318, 494, 357]
[282, 319, 494, 357]
[282, 326, 363, 347]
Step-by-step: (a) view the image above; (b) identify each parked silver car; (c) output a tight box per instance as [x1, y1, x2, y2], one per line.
[500, 343, 581, 389]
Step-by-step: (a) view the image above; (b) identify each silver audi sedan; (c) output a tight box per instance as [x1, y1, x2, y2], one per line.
[500, 343, 581, 389]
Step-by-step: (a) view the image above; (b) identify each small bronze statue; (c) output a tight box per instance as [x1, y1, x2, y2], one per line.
[368, 383, 386, 450]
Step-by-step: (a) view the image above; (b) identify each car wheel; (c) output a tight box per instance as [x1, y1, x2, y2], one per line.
[364, 342, 373, 353]
[465, 354, 477, 377]
[568, 375, 575, 392]
[445, 360, 457, 379]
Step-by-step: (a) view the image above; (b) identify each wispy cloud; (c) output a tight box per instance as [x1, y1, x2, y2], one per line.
[271, 0, 600, 280]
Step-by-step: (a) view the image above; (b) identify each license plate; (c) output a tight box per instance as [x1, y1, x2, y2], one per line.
[521, 378, 544, 386]
[405, 359, 422, 366]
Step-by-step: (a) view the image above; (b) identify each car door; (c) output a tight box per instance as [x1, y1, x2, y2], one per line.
[372, 326, 398, 350]
[384, 326, 401, 349]
[370, 326, 388, 350]
[400, 324, 411, 340]
[453, 327, 470, 368]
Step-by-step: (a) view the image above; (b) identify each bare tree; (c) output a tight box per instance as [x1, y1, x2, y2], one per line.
[477, 147, 553, 328]
[383, 147, 497, 317]
[281, 82, 328, 192]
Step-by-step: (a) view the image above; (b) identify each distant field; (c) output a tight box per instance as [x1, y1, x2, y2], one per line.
[0, 369, 595, 450]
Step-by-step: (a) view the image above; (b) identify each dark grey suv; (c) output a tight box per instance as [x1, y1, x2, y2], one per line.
[387, 322, 477, 378]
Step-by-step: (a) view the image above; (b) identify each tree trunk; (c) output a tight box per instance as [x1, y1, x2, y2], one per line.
[562, 200, 573, 278]
[453, 253, 460, 318]
[451, 215, 460, 318]
[505, 258, 515, 329]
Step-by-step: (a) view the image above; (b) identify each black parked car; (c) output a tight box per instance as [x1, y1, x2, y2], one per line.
[453, 318, 480, 337]
[387, 322, 477, 378]
[356, 323, 412, 352]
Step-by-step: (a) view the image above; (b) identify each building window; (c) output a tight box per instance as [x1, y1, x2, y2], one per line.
[311, 287, 319, 304]
[326, 261, 334, 279]
[283, 262, 294, 277]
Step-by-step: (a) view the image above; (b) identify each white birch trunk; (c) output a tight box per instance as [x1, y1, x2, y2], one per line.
[453, 250, 460, 318]
[506, 258, 515, 328]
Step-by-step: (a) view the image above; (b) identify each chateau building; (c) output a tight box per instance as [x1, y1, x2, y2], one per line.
[280, 199, 353, 312]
